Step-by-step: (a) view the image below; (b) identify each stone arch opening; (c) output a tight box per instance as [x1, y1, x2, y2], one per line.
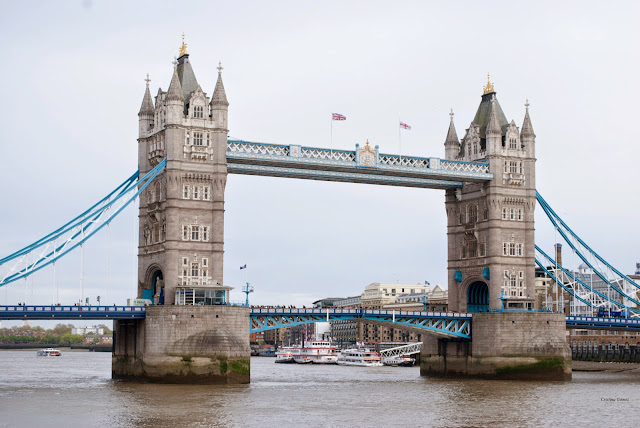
[467, 281, 489, 313]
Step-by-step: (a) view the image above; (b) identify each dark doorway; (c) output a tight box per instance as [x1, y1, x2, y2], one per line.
[152, 270, 164, 305]
[467, 281, 489, 312]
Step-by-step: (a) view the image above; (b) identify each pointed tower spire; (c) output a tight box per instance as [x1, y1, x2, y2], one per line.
[211, 61, 229, 107]
[167, 63, 184, 102]
[485, 97, 502, 137]
[445, 109, 459, 142]
[444, 109, 460, 160]
[521, 99, 535, 139]
[139, 74, 154, 116]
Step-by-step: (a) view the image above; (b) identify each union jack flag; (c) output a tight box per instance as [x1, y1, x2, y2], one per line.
[332, 113, 346, 121]
[400, 121, 412, 130]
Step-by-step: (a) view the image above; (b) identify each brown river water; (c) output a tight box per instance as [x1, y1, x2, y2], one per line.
[0, 350, 639, 427]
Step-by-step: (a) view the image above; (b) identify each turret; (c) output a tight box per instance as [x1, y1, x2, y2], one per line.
[485, 97, 502, 155]
[210, 62, 229, 132]
[520, 100, 536, 158]
[166, 63, 184, 124]
[138, 74, 154, 138]
[444, 109, 460, 160]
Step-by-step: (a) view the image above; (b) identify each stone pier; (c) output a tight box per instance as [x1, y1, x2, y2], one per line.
[113, 306, 250, 384]
[420, 313, 571, 380]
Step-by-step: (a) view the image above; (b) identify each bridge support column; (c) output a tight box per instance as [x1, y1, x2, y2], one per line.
[112, 306, 250, 384]
[420, 313, 571, 380]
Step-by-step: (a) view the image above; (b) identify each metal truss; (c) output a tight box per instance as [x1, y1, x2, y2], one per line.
[250, 308, 472, 339]
[0, 305, 147, 320]
[0, 159, 167, 287]
[228, 163, 463, 189]
[566, 315, 640, 332]
[226, 139, 492, 188]
[535, 246, 640, 317]
[379, 342, 423, 357]
[536, 191, 640, 314]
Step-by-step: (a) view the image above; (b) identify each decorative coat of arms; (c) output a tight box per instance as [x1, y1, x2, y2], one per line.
[358, 140, 376, 166]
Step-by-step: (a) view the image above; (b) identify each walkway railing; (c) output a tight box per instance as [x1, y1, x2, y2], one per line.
[226, 139, 492, 189]
[0, 305, 146, 320]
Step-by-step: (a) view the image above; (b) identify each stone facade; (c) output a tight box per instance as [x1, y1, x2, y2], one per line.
[445, 80, 537, 312]
[137, 41, 229, 305]
[420, 312, 571, 380]
[112, 306, 250, 384]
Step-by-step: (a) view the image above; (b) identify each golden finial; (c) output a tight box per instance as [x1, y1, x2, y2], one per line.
[365, 139, 371, 149]
[483, 73, 495, 95]
[179, 33, 188, 57]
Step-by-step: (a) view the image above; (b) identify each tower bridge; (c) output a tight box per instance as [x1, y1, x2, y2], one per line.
[2, 39, 639, 383]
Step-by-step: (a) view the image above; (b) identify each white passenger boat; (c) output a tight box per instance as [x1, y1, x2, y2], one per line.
[275, 347, 295, 364]
[337, 348, 383, 366]
[36, 348, 61, 357]
[381, 356, 415, 367]
[292, 341, 338, 364]
[275, 341, 338, 364]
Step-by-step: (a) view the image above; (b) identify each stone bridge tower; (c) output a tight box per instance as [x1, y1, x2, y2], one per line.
[444, 76, 537, 312]
[136, 37, 229, 305]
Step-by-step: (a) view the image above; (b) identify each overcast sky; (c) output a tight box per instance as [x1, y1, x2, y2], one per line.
[0, 0, 638, 319]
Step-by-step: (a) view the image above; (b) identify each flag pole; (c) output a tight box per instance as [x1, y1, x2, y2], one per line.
[398, 114, 402, 161]
[330, 116, 333, 155]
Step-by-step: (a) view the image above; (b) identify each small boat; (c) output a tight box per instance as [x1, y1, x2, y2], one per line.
[337, 348, 382, 367]
[296, 357, 313, 364]
[275, 348, 295, 364]
[37, 348, 61, 357]
[381, 356, 415, 367]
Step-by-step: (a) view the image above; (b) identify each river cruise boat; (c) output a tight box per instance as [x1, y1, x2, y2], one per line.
[36, 348, 61, 357]
[275, 341, 338, 364]
[293, 341, 338, 364]
[337, 348, 383, 367]
[275, 347, 295, 364]
[381, 356, 415, 367]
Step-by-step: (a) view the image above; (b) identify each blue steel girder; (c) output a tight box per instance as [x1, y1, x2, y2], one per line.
[0, 305, 147, 320]
[226, 139, 492, 189]
[566, 316, 640, 332]
[250, 308, 472, 339]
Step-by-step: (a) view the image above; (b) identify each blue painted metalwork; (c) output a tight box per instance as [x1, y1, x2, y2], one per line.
[466, 281, 489, 313]
[0, 305, 146, 320]
[0, 159, 167, 287]
[454, 270, 462, 283]
[536, 192, 640, 307]
[249, 308, 472, 339]
[482, 267, 490, 280]
[535, 245, 640, 315]
[566, 316, 640, 332]
[226, 139, 493, 188]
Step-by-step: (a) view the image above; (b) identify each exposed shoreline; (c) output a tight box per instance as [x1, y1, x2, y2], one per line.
[572, 360, 640, 372]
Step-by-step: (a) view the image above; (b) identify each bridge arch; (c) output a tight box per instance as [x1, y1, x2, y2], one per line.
[143, 264, 164, 304]
[466, 280, 489, 313]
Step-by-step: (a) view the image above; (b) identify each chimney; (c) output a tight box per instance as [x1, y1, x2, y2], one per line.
[554, 243, 563, 266]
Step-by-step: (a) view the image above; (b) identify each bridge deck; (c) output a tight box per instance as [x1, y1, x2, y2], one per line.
[0, 305, 146, 320]
[226, 140, 493, 189]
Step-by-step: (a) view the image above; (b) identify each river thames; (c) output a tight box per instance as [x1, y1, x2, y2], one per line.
[0, 350, 638, 427]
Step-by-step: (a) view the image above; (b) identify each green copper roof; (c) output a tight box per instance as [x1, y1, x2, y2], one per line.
[176, 54, 200, 102]
[472, 92, 508, 138]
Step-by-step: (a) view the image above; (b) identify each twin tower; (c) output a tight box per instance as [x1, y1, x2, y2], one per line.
[127, 43, 570, 382]
[136, 38, 229, 306]
[135, 41, 537, 316]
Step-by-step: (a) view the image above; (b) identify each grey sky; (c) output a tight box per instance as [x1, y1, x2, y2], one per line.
[0, 1, 638, 315]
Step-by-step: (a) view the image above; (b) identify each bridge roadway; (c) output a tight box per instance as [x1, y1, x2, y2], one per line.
[2, 306, 639, 337]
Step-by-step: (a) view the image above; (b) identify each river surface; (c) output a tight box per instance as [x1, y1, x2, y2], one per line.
[0, 350, 639, 427]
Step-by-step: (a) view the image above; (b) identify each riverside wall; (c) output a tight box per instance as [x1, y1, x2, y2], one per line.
[420, 312, 572, 380]
[113, 306, 250, 384]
